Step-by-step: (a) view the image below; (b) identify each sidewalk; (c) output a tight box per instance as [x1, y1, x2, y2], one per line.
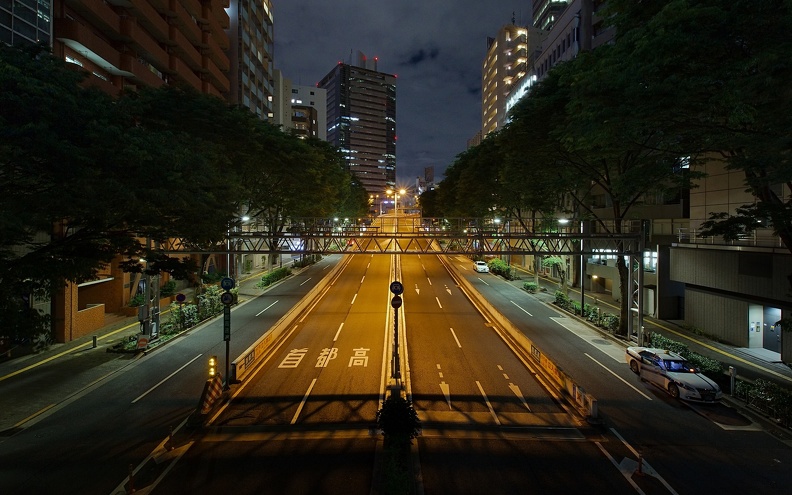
[506, 265, 792, 386]
[0, 267, 273, 378]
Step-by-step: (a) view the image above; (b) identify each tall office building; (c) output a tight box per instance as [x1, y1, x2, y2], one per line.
[1, 0, 51, 46]
[226, 0, 274, 118]
[319, 51, 396, 200]
[533, 0, 571, 31]
[482, 23, 542, 136]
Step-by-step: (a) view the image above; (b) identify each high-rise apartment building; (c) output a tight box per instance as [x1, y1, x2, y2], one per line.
[319, 52, 396, 201]
[273, 70, 327, 140]
[481, 23, 542, 136]
[226, 0, 274, 118]
[48, 0, 231, 97]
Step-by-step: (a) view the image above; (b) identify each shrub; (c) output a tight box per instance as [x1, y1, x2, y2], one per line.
[523, 281, 538, 293]
[256, 267, 292, 288]
[293, 254, 322, 268]
[160, 280, 177, 297]
[487, 258, 517, 280]
[128, 293, 144, 307]
[198, 285, 224, 320]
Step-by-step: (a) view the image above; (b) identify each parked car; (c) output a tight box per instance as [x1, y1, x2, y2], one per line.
[474, 261, 489, 273]
[625, 346, 722, 402]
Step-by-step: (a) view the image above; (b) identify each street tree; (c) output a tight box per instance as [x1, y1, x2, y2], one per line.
[506, 41, 700, 337]
[0, 45, 242, 341]
[604, 0, 792, 258]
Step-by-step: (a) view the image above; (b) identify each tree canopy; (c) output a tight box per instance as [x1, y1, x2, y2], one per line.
[0, 43, 364, 341]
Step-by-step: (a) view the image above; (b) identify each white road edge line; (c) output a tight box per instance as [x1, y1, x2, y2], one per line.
[291, 378, 317, 424]
[255, 300, 278, 316]
[584, 353, 653, 401]
[132, 354, 203, 404]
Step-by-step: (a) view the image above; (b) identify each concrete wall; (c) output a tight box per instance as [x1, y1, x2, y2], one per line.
[671, 246, 792, 301]
[684, 288, 749, 347]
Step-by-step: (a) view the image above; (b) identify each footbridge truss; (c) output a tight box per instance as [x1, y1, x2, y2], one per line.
[160, 215, 647, 344]
[160, 216, 644, 257]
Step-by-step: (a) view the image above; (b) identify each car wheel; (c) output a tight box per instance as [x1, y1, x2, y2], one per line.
[629, 360, 639, 374]
[668, 383, 680, 399]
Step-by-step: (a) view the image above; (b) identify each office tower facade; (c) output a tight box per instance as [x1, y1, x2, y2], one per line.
[319, 52, 396, 199]
[1, 0, 52, 46]
[533, 0, 571, 31]
[226, 0, 274, 118]
[482, 23, 542, 136]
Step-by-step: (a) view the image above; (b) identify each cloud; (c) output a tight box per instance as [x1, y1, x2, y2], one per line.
[401, 47, 440, 67]
[273, 1, 529, 182]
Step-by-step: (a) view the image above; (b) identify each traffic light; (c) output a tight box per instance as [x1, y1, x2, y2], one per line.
[208, 355, 217, 378]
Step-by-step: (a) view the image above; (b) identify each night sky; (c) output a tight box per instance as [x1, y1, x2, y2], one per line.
[273, 1, 532, 186]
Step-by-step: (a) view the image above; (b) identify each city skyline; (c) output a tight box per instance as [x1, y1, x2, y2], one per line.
[273, 1, 532, 184]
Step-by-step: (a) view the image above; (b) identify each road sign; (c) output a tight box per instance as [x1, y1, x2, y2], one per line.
[391, 295, 402, 309]
[175, 293, 186, 303]
[223, 305, 231, 341]
[220, 292, 234, 305]
[390, 281, 404, 295]
[220, 277, 235, 291]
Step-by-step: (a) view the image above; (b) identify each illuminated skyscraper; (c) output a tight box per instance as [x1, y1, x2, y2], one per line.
[319, 51, 396, 198]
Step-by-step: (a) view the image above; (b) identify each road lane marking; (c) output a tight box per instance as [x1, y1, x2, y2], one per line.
[610, 428, 679, 494]
[436, 297, 443, 308]
[427, 277, 432, 286]
[291, 378, 317, 424]
[255, 300, 278, 316]
[510, 300, 533, 317]
[132, 354, 203, 403]
[585, 353, 653, 401]
[333, 322, 344, 342]
[361, 276, 365, 284]
[508, 383, 532, 412]
[478, 278, 489, 285]
[299, 277, 312, 286]
[351, 293, 357, 305]
[449, 328, 462, 348]
[476, 381, 501, 425]
[440, 381, 452, 409]
[594, 442, 646, 495]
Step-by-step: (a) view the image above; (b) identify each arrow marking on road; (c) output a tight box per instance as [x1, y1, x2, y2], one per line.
[415, 283, 420, 295]
[440, 381, 452, 410]
[509, 383, 532, 412]
[445, 285, 452, 295]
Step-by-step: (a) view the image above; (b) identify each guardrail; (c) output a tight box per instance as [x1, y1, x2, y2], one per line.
[442, 256, 599, 422]
[230, 256, 349, 383]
